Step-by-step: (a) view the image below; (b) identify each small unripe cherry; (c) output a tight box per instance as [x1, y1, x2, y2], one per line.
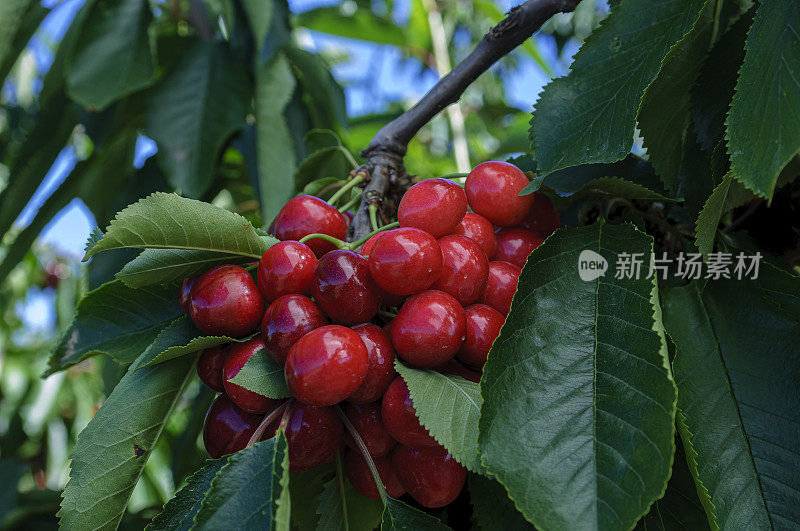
[391, 444, 467, 508]
[397, 178, 467, 238]
[312, 250, 382, 325]
[392, 290, 466, 368]
[519, 192, 560, 237]
[285, 325, 369, 406]
[457, 304, 504, 368]
[348, 323, 397, 404]
[203, 394, 262, 459]
[454, 212, 497, 259]
[381, 376, 437, 449]
[368, 228, 443, 296]
[494, 227, 544, 269]
[189, 265, 265, 337]
[478, 261, 521, 316]
[197, 345, 228, 392]
[344, 402, 397, 457]
[344, 450, 405, 499]
[271, 195, 348, 257]
[465, 161, 534, 226]
[257, 241, 317, 302]
[261, 294, 326, 365]
[283, 403, 343, 472]
[432, 235, 489, 306]
[179, 276, 196, 314]
[223, 337, 283, 414]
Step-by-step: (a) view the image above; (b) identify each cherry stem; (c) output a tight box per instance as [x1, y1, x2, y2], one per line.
[246, 401, 289, 448]
[378, 309, 397, 319]
[338, 194, 361, 213]
[327, 175, 364, 206]
[347, 221, 399, 251]
[299, 233, 347, 248]
[368, 203, 380, 233]
[334, 404, 388, 505]
[278, 399, 295, 430]
[333, 450, 351, 531]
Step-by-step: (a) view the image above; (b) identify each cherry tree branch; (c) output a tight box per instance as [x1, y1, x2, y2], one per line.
[348, 0, 580, 241]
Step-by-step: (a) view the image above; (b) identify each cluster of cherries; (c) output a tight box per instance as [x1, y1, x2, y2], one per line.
[180, 161, 559, 509]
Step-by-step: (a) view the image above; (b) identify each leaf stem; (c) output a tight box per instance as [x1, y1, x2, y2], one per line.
[368, 204, 380, 232]
[328, 175, 364, 206]
[338, 193, 362, 213]
[334, 450, 351, 531]
[334, 405, 388, 505]
[246, 401, 289, 448]
[298, 233, 347, 248]
[347, 221, 399, 251]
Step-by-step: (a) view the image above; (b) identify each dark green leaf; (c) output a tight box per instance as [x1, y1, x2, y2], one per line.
[295, 7, 407, 46]
[478, 222, 677, 530]
[147, 458, 226, 531]
[469, 475, 533, 531]
[381, 498, 451, 530]
[316, 476, 384, 531]
[286, 47, 348, 129]
[290, 465, 332, 531]
[0, 0, 47, 87]
[694, 172, 752, 255]
[229, 348, 291, 399]
[0, 0, 36, 67]
[0, 459, 26, 523]
[294, 145, 353, 192]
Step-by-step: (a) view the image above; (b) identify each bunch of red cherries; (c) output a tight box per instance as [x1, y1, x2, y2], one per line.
[180, 161, 559, 509]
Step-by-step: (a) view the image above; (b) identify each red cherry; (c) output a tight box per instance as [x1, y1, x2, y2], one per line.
[391, 290, 466, 368]
[454, 212, 497, 259]
[494, 227, 543, 269]
[478, 261, 521, 316]
[311, 250, 382, 325]
[197, 345, 228, 392]
[257, 241, 318, 302]
[519, 192, 560, 237]
[432, 359, 482, 383]
[261, 294, 326, 365]
[358, 232, 385, 257]
[457, 304, 504, 368]
[382, 319, 394, 338]
[348, 324, 397, 404]
[189, 265, 265, 337]
[391, 444, 466, 508]
[344, 450, 405, 499]
[432, 235, 489, 306]
[179, 276, 196, 314]
[381, 376, 437, 449]
[368, 228, 443, 296]
[283, 404, 343, 472]
[203, 394, 262, 458]
[344, 402, 397, 457]
[285, 325, 369, 406]
[465, 161, 534, 226]
[343, 210, 354, 227]
[223, 337, 283, 413]
[397, 178, 467, 238]
[271, 195, 348, 257]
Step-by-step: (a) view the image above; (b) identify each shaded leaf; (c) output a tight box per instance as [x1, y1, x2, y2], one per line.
[286, 47, 348, 130]
[290, 465, 333, 531]
[694, 172, 752, 255]
[229, 348, 291, 399]
[469, 475, 533, 531]
[0, 0, 47, 87]
[381, 498, 451, 530]
[316, 476, 384, 531]
[147, 458, 226, 531]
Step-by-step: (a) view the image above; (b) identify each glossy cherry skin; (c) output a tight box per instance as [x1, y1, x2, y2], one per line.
[344, 402, 397, 457]
[432, 359, 482, 383]
[478, 261, 521, 316]
[494, 227, 544, 269]
[397, 178, 467, 238]
[381, 376, 437, 449]
[457, 304, 504, 368]
[197, 345, 228, 392]
[343, 210, 354, 227]
[285, 325, 369, 406]
[345, 450, 405, 499]
[357, 232, 384, 257]
[391, 290, 466, 367]
[348, 324, 397, 404]
[261, 294, 326, 365]
[520, 192, 560, 237]
[179, 276, 196, 314]
[203, 394, 262, 458]
[391, 444, 467, 508]
[257, 241, 318, 302]
[311, 250, 382, 325]
[454, 212, 497, 259]
[271, 195, 348, 257]
[283, 404, 343, 472]
[189, 265, 265, 337]
[432, 235, 489, 306]
[223, 337, 283, 413]
[368, 228, 443, 296]
[465, 161, 534, 227]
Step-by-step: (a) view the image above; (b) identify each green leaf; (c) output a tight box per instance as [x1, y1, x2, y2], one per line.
[286, 47, 348, 129]
[229, 348, 291, 399]
[193, 433, 291, 530]
[295, 7, 407, 46]
[290, 465, 332, 531]
[84, 192, 271, 260]
[661, 268, 800, 530]
[638, 0, 716, 192]
[294, 145, 353, 193]
[380, 498, 451, 530]
[46, 280, 182, 374]
[145, 41, 251, 198]
[0, 0, 46, 87]
[147, 458, 226, 531]
[469, 475, 534, 531]
[58, 353, 196, 530]
[66, 0, 154, 110]
[726, 0, 800, 198]
[694, 172, 753, 255]
[394, 362, 483, 473]
[0, 0, 35, 65]
[0, 459, 26, 522]
[478, 222, 677, 530]
[531, 0, 706, 174]
[316, 476, 384, 531]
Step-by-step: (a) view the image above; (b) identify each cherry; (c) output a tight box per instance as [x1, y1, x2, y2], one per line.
[391, 290, 466, 367]
[203, 394, 262, 458]
[271, 195, 348, 257]
[391, 444, 467, 508]
[257, 241, 317, 302]
[343, 210, 354, 227]
[382, 319, 394, 338]
[494, 227, 543, 269]
[454, 212, 497, 259]
[283, 403, 343, 472]
[478, 261, 521, 316]
[344, 402, 397, 457]
[432, 359, 482, 383]
[381, 376, 437, 449]
[397, 178, 467, 238]
[223, 337, 283, 413]
[368, 228, 443, 296]
[189, 265, 265, 337]
[344, 450, 405, 500]
[179, 276, 196, 314]
[261, 294, 326, 365]
[311, 250, 382, 325]
[457, 304, 504, 368]
[358, 232, 384, 257]
[197, 345, 228, 392]
[285, 325, 369, 406]
[432, 235, 489, 306]
[519, 192, 560, 237]
[348, 324, 397, 404]
[464, 161, 534, 227]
